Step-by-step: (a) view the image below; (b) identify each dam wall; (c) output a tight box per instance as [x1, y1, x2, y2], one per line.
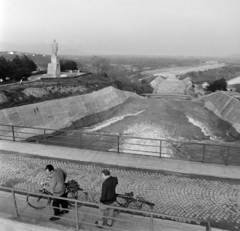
[202, 91, 240, 138]
[0, 86, 140, 139]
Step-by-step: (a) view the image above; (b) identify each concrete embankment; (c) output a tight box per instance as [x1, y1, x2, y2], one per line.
[0, 86, 141, 139]
[201, 91, 240, 138]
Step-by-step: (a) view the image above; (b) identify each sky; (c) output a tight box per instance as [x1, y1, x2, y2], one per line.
[0, 0, 240, 56]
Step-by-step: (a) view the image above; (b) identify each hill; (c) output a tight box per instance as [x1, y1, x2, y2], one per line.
[0, 73, 152, 110]
[0, 42, 85, 56]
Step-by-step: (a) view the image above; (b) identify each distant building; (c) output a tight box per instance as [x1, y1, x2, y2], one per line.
[227, 87, 236, 92]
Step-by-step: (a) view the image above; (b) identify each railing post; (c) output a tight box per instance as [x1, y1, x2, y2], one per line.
[226, 146, 230, 166]
[12, 190, 18, 217]
[159, 140, 162, 158]
[202, 144, 206, 163]
[150, 213, 153, 231]
[43, 129, 47, 145]
[75, 201, 79, 230]
[206, 221, 211, 231]
[12, 126, 15, 142]
[117, 135, 120, 154]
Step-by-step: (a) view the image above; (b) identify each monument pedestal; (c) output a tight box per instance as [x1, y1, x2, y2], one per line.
[46, 55, 61, 77]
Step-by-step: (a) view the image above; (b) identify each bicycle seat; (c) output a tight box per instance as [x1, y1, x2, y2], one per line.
[124, 192, 134, 197]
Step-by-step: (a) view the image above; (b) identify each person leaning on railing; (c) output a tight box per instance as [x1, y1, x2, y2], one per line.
[95, 169, 118, 228]
[44, 164, 68, 221]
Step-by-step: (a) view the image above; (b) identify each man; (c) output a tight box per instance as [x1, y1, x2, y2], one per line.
[45, 164, 68, 221]
[95, 169, 118, 228]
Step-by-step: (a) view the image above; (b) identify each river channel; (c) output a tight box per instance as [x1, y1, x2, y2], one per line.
[46, 63, 240, 164]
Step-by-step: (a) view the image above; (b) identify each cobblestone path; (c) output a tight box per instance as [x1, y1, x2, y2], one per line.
[0, 151, 240, 230]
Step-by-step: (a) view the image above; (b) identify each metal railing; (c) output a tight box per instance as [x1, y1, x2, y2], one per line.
[0, 186, 211, 231]
[0, 124, 240, 166]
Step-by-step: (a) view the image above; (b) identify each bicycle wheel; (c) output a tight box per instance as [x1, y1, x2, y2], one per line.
[127, 198, 155, 216]
[127, 199, 143, 210]
[27, 193, 50, 209]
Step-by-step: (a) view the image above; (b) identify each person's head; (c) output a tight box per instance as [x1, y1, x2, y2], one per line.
[101, 169, 111, 179]
[45, 164, 54, 176]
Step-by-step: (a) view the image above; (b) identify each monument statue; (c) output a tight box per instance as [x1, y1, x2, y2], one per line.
[44, 39, 61, 77]
[51, 39, 58, 56]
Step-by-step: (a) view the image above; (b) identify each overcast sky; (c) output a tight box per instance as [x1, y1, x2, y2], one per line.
[0, 0, 240, 56]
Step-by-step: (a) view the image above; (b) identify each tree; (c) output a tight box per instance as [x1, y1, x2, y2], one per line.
[2, 55, 38, 81]
[0, 56, 12, 80]
[60, 60, 78, 71]
[12, 55, 22, 69]
[13, 68, 31, 81]
[206, 77, 227, 92]
[21, 55, 37, 71]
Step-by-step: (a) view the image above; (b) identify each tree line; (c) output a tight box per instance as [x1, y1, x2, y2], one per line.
[0, 55, 37, 81]
[60, 59, 78, 72]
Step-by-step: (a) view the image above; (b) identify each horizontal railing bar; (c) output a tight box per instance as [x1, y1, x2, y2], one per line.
[76, 209, 150, 226]
[0, 135, 15, 139]
[121, 149, 159, 154]
[0, 130, 13, 133]
[120, 142, 160, 148]
[0, 186, 210, 225]
[0, 124, 239, 149]
[1, 124, 239, 167]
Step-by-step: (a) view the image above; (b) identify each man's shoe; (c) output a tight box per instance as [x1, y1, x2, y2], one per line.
[60, 210, 69, 215]
[50, 216, 60, 221]
[95, 221, 103, 228]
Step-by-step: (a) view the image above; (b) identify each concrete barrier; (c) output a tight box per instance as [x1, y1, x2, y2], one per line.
[202, 91, 240, 138]
[0, 87, 140, 138]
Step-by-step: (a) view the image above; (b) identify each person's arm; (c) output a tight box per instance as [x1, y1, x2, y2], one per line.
[45, 177, 57, 193]
[100, 182, 107, 203]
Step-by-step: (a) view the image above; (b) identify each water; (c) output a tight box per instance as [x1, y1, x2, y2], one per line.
[186, 115, 221, 141]
[83, 110, 145, 132]
[227, 76, 240, 85]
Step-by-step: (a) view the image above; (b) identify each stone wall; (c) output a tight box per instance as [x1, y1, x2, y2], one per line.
[0, 87, 140, 139]
[202, 91, 240, 138]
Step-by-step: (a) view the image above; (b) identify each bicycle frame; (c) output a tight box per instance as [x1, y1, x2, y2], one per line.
[116, 193, 155, 210]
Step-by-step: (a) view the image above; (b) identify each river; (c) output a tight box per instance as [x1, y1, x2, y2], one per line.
[46, 62, 240, 163]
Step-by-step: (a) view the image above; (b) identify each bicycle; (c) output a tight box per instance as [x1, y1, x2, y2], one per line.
[27, 180, 88, 209]
[93, 191, 155, 213]
[116, 192, 155, 212]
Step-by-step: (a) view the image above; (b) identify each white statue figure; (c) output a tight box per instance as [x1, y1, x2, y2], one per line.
[51, 39, 58, 56]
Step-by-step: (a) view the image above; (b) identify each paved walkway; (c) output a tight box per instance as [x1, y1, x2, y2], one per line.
[0, 140, 239, 230]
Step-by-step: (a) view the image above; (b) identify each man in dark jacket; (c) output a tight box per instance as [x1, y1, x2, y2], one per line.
[95, 169, 118, 228]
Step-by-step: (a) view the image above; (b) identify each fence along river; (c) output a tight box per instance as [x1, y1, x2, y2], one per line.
[41, 94, 240, 165]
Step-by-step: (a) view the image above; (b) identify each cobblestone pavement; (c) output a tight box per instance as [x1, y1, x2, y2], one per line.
[0, 151, 240, 230]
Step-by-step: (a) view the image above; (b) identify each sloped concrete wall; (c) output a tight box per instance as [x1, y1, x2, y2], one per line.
[0, 87, 140, 139]
[203, 91, 240, 138]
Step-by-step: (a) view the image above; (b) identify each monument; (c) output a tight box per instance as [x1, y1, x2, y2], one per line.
[46, 39, 61, 77]
[39, 39, 83, 80]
